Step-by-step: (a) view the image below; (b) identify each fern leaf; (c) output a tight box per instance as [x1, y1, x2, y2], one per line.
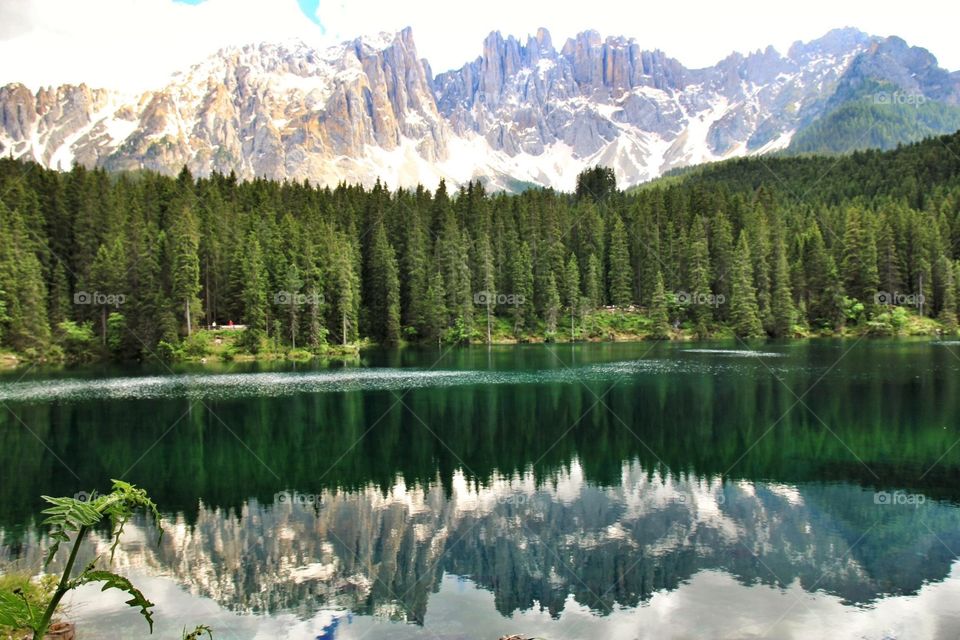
[70, 569, 156, 633]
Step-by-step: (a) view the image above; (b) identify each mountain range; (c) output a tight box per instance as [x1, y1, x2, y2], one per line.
[1, 26, 959, 191]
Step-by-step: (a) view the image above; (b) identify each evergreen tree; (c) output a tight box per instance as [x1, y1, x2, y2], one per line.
[770, 233, 796, 338]
[424, 271, 447, 345]
[685, 215, 712, 337]
[0, 201, 50, 351]
[608, 216, 633, 307]
[401, 205, 429, 332]
[437, 211, 473, 331]
[637, 213, 661, 306]
[366, 222, 402, 345]
[877, 220, 903, 297]
[282, 262, 303, 349]
[0, 291, 6, 345]
[300, 239, 326, 349]
[748, 211, 773, 328]
[543, 273, 561, 336]
[87, 238, 126, 345]
[916, 256, 932, 317]
[240, 233, 267, 351]
[585, 253, 602, 309]
[955, 260, 960, 316]
[197, 184, 225, 327]
[47, 263, 71, 328]
[330, 240, 360, 346]
[803, 223, 845, 330]
[106, 312, 126, 357]
[564, 254, 580, 338]
[170, 206, 202, 336]
[935, 254, 958, 330]
[710, 211, 735, 321]
[575, 166, 617, 202]
[509, 242, 534, 335]
[69, 172, 105, 284]
[477, 234, 496, 344]
[842, 207, 880, 305]
[128, 220, 169, 354]
[649, 271, 671, 339]
[730, 233, 765, 338]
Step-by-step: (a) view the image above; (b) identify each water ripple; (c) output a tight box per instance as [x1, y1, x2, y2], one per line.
[681, 348, 784, 357]
[0, 358, 771, 403]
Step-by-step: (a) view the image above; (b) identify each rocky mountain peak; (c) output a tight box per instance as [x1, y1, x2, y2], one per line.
[1, 26, 958, 192]
[534, 27, 553, 52]
[787, 27, 872, 63]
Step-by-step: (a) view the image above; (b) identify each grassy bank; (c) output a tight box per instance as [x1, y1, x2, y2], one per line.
[471, 305, 951, 345]
[0, 307, 952, 370]
[159, 328, 363, 364]
[0, 328, 363, 369]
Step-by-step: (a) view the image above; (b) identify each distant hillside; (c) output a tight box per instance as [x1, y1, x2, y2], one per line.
[664, 128, 960, 208]
[788, 81, 960, 154]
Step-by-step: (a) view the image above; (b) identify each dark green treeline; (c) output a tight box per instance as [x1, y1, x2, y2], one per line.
[2, 130, 960, 358]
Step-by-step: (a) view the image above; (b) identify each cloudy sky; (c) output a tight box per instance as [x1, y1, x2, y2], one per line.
[1, 0, 957, 92]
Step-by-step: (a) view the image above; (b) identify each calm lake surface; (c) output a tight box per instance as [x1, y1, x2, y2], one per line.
[2, 340, 960, 639]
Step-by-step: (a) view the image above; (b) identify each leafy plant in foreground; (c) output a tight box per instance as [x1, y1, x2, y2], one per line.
[0, 480, 162, 639]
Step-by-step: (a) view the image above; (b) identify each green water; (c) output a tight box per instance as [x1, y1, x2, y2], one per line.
[1, 340, 960, 639]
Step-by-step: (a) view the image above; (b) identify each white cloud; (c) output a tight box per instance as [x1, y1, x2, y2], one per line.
[1, 0, 957, 93]
[0, 0, 322, 92]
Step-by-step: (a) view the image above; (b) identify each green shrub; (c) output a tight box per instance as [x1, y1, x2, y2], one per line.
[866, 307, 912, 336]
[842, 297, 865, 325]
[106, 313, 127, 356]
[155, 340, 178, 362]
[181, 333, 211, 359]
[56, 321, 97, 362]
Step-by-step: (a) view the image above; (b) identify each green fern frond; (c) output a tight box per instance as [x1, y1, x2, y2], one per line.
[69, 566, 156, 633]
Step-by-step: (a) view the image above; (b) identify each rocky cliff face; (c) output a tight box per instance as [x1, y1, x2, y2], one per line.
[432, 27, 883, 184]
[1, 29, 449, 187]
[1, 27, 958, 191]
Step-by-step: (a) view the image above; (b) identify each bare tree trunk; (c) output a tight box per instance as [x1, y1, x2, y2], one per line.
[205, 260, 211, 328]
[291, 308, 296, 350]
[486, 303, 492, 345]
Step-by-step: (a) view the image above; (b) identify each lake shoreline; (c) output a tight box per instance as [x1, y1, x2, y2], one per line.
[1, 311, 953, 371]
